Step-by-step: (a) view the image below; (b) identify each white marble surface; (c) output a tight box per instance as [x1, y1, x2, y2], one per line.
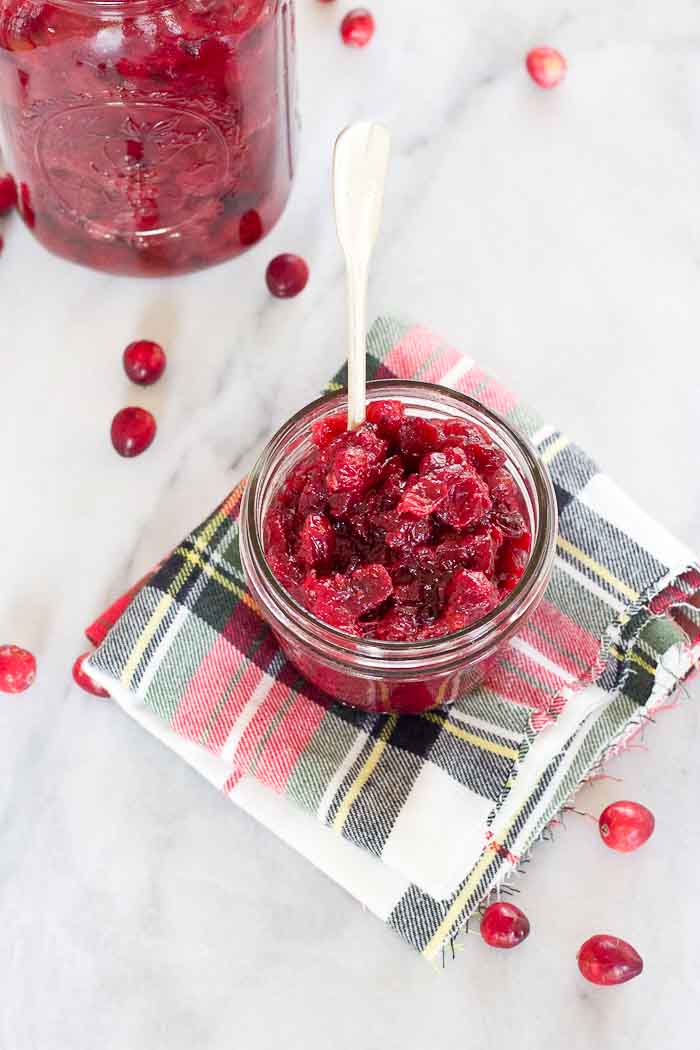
[2, 1, 700, 1047]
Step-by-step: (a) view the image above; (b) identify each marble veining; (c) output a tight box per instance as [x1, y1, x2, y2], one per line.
[1, 1, 699, 1047]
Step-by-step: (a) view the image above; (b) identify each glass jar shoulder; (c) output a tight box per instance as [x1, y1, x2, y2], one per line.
[0, 1, 275, 55]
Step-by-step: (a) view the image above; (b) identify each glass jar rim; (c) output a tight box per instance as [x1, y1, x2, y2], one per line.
[240, 380, 558, 674]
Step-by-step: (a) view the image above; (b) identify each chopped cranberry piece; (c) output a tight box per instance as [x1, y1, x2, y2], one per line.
[299, 513, 335, 569]
[419, 451, 448, 475]
[303, 572, 356, 631]
[374, 606, 420, 641]
[350, 564, 393, 615]
[385, 516, 434, 552]
[436, 473, 492, 529]
[495, 510, 526, 541]
[366, 399, 405, 438]
[497, 540, 529, 579]
[312, 413, 347, 449]
[397, 475, 448, 518]
[0, 173, 17, 214]
[445, 569, 499, 620]
[326, 444, 372, 495]
[123, 340, 167, 386]
[526, 46, 567, 89]
[397, 417, 441, 459]
[465, 442, 507, 472]
[480, 902, 531, 949]
[110, 407, 157, 458]
[598, 801, 655, 852]
[443, 446, 470, 466]
[266, 253, 309, 298]
[340, 9, 375, 48]
[0, 645, 36, 693]
[72, 653, 111, 698]
[577, 935, 643, 986]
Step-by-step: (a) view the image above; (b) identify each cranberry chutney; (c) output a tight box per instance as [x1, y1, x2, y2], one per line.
[265, 400, 531, 640]
[240, 382, 558, 715]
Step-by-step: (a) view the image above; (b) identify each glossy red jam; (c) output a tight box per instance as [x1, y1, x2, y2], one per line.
[0, 0, 297, 275]
[264, 400, 532, 642]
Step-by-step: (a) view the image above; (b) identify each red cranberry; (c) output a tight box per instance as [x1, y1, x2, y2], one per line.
[480, 902, 531, 949]
[266, 253, 309, 298]
[18, 181, 35, 228]
[350, 564, 393, 615]
[526, 46, 567, 89]
[239, 209, 263, 246]
[312, 413, 347, 450]
[299, 512, 335, 569]
[123, 340, 167, 385]
[341, 8, 375, 47]
[0, 173, 17, 214]
[0, 234, 4, 256]
[110, 407, 157, 458]
[598, 801, 655, 852]
[366, 399, 405, 438]
[0, 645, 36, 693]
[577, 935, 643, 986]
[397, 475, 448, 518]
[72, 653, 110, 698]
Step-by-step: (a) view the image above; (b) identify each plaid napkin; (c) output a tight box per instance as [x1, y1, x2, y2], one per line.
[86, 317, 700, 962]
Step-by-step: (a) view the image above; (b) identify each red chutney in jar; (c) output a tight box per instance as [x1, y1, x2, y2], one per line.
[0, 0, 297, 275]
[264, 399, 532, 642]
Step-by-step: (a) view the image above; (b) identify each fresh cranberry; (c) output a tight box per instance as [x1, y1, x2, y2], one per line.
[266, 253, 309, 298]
[110, 407, 157, 458]
[123, 340, 167, 386]
[0, 645, 36, 693]
[0, 173, 17, 214]
[598, 801, 655, 852]
[72, 653, 110, 698]
[341, 8, 375, 47]
[577, 935, 643, 986]
[0, 234, 4, 257]
[480, 902, 531, 949]
[526, 46, 567, 89]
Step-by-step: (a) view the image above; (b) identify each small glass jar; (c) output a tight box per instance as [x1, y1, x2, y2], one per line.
[0, 0, 297, 275]
[240, 381, 558, 716]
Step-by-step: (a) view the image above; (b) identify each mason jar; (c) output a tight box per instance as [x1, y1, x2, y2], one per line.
[240, 381, 558, 716]
[0, 0, 297, 275]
